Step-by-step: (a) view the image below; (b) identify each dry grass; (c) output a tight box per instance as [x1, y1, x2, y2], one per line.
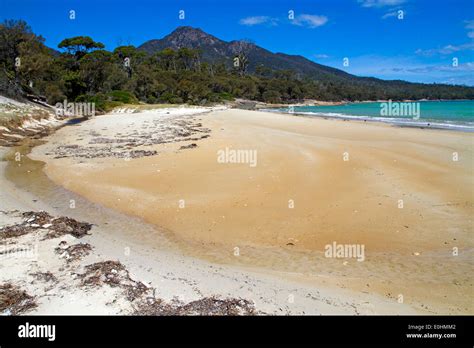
[123, 103, 179, 111]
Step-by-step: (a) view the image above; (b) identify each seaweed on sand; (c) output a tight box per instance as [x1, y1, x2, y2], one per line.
[132, 296, 259, 316]
[0, 211, 93, 240]
[0, 283, 37, 315]
[78, 261, 149, 301]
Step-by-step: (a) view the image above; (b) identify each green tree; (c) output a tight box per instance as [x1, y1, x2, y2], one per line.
[58, 36, 105, 60]
[79, 50, 114, 94]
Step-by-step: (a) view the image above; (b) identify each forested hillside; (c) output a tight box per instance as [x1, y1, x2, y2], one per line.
[1, 20, 473, 111]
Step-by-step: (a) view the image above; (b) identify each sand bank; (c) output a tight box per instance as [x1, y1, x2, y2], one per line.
[21, 106, 474, 314]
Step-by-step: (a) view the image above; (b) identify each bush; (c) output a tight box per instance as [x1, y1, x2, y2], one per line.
[108, 90, 138, 104]
[159, 92, 183, 104]
[262, 90, 281, 104]
[75, 94, 106, 110]
[218, 92, 234, 101]
[75, 93, 122, 112]
[44, 84, 66, 105]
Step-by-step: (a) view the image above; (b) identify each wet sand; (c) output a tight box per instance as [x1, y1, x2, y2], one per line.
[29, 107, 474, 314]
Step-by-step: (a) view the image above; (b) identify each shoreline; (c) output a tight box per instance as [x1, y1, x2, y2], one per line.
[259, 100, 474, 133]
[267, 110, 474, 132]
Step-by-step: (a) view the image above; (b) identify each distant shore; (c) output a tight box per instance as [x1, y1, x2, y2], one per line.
[232, 98, 474, 110]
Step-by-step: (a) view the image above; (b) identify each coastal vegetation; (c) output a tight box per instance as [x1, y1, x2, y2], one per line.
[1, 20, 473, 111]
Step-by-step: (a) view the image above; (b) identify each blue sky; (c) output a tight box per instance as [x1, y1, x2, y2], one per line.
[1, 0, 473, 85]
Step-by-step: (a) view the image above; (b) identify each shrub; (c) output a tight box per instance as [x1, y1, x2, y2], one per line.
[108, 90, 138, 104]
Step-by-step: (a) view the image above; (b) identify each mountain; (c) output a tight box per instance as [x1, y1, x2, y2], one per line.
[138, 26, 355, 81]
[137, 26, 474, 100]
[3, 19, 472, 107]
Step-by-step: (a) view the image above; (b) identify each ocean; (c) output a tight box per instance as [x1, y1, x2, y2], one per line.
[272, 100, 474, 131]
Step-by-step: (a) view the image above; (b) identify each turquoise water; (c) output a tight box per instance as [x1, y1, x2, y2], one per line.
[274, 100, 474, 131]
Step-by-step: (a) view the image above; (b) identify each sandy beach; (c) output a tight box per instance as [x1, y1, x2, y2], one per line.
[1, 105, 472, 315]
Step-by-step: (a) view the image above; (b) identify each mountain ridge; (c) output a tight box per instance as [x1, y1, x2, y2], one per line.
[136, 27, 474, 101]
[138, 26, 362, 82]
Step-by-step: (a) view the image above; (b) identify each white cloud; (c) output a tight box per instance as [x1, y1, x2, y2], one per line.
[381, 10, 404, 19]
[403, 62, 474, 73]
[381, 11, 397, 19]
[415, 20, 474, 56]
[415, 42, 474, 56]
[239, 16, 278, 26]
[358, 0, 406, 8]
[291, 14, 328, 28]
[465, 20, 474, 39]
[241, 13, 329, 29]
[465, 20, 474, 29]
[314, 54, 329, 59]
[322, 54, 474, 85]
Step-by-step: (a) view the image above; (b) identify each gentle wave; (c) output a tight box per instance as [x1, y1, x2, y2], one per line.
[261, 109, 474, 132]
